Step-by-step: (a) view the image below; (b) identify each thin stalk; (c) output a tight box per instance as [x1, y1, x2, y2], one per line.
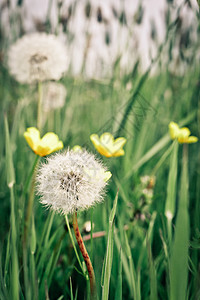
[64, 215, 85, 275]
[37, 81, 43, 131]
[72, 212, 97, 300]
[90, 208, 94, 265]
[22, 156, 39, 198]
[10, 186, 19, 300]
[151, 141, 174, 176]
[23, 158, 40, 247]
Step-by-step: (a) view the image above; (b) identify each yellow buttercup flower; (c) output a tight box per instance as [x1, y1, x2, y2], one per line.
[72, 145, 83, 152]
[90, 132, 126, 157]
[168, 122, 198, 144]
[24, 127, 63, 156]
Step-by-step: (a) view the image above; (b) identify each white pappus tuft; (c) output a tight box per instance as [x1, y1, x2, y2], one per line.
[42, 81, 67, 112]
[36, 149, 110, 215]
[8, 33, 68, 84]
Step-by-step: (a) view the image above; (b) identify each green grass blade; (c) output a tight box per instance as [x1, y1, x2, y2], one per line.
[4, 115, 15, 188]
[169, 145, 189, 300]
[125, 111, 196, 179]
[37, 225, 64, 278]
[36, 211, 55, 264]
[39, 233, 64, 297]
[124, 232, 139, 300]
[114, 249, 122, 300]
[115, 70, 150, 137]
[147, 240, 158, 300]
[137, 212, 157, 269]
[125, 135, 170, 179]
[165, 140, 179, 242]
[114, 234, 133, 298]
[102, 191, 118, 300]
[4, 115, 19, 300]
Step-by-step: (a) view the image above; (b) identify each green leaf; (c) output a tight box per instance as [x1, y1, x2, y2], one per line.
[165, 140, 179, 242]
[4, 115, 15, 188]
[147, 240, 158, 300]
[30, 215, 36, 255]
[102, 191, 118, 300]
[124, 232, 140, 300]
[114, 233, 133, 298]
[170, 145, 189, 300]
[114, 249, 122, 300]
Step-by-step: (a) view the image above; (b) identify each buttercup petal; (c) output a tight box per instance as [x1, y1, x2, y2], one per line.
[90, 134, 101, 146]
[178, 127, 191, 138]
[112, 149, 125, 157]
[90, 132, 126, 157]
[51, 141, 64, 152]
[91, 134, 113, 157]
[103, 171, 112, 182]
[72, 145, 83, 152]
[24, 127, 40, 151]
[187, 136, 198, 143]
[96, 145, 113, 157]
[178, 136, 198, 144]
[113, 137, 127, 150]
[35, 145, 52, 156]
[40, 132, 60, 147]
[169, 121, 198, 144]
[100, 132, 114, 148]
[24, 128, 63, 156]
[168, 122, 180, 139]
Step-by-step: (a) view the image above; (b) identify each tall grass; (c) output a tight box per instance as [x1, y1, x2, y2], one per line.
[0, 2, 200, 300]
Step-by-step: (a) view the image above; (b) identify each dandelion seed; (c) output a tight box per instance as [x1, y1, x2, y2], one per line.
[36, 149, 111, 214]
[8, 33, 68, 84]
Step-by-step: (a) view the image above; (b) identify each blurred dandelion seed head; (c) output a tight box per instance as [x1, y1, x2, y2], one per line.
[36, 149, 110, 214]
[83, 221, 94, 233]
[42, 82, 67, 112]
[8, 33, 68, 84]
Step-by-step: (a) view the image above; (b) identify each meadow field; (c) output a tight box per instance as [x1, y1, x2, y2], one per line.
[0, 1, 200, 299]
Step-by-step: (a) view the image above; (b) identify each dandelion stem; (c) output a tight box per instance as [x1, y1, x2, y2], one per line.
[64, 215, 85, 275]
[37, 81, 43, 131]
[90, 208, 94, 264]
[72, 212, 97, 300]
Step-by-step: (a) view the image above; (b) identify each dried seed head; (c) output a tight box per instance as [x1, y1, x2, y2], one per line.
[8, 33, 68, 83]
[42, 82, 67, 112]
[36, 149, 111, 214]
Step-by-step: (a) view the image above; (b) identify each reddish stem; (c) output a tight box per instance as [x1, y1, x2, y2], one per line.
[72, 212, 97, 299]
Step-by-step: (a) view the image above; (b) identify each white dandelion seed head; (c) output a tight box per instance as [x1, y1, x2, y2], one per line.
[140, 175, 150, 185]
[42, 82, 67, 112]
[8, 33, 68, 84]
[36, 149, 109, 215]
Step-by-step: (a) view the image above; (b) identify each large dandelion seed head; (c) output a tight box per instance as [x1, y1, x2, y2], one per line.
[42, 82, 67, 112]
[8, 33, 68, 84]
[36, 149, 109, 215]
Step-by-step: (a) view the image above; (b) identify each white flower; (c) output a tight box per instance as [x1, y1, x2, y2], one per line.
[36, 149, 111, 214]
[8, 33, 68, 84]
[42, 82, 67, 112]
